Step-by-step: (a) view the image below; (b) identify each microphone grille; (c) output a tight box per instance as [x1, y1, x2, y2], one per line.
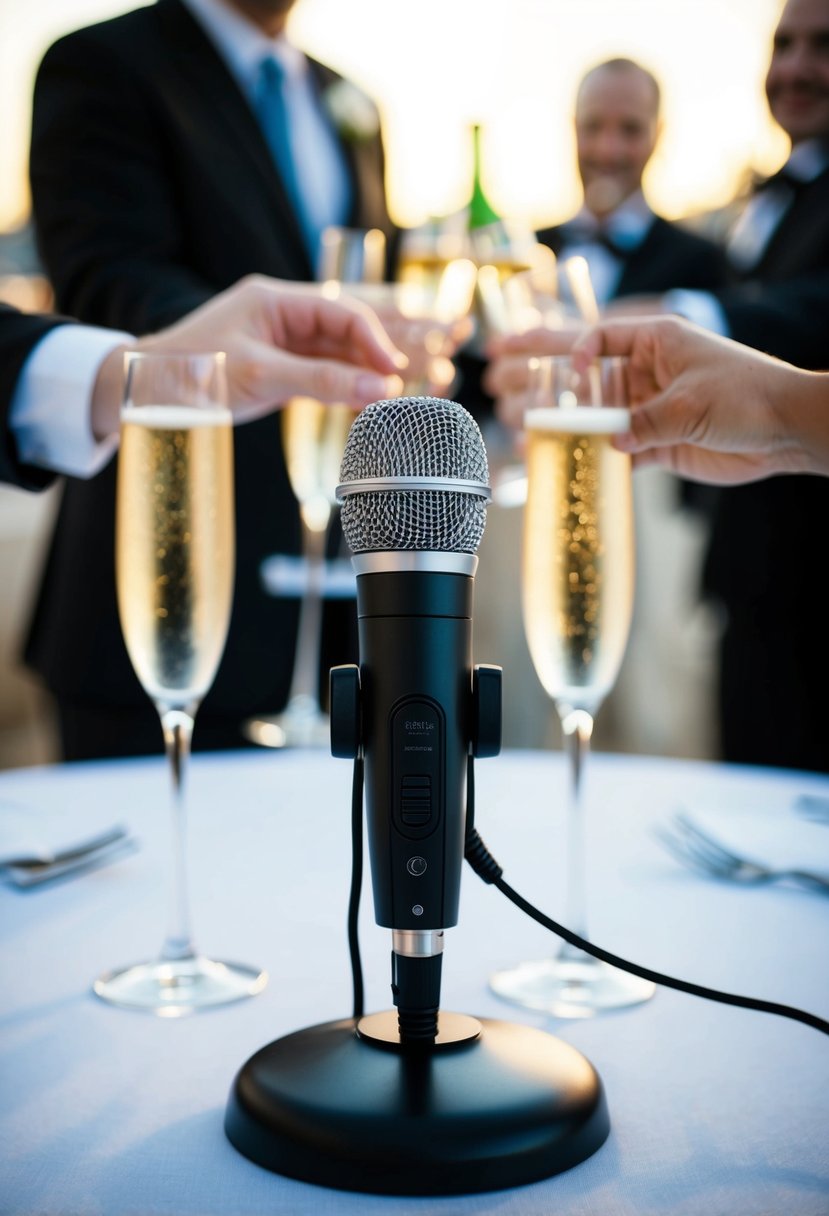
[339, 396, 489, 554]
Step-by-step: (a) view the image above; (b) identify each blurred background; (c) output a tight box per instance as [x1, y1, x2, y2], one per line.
[0, 0, 787, 770]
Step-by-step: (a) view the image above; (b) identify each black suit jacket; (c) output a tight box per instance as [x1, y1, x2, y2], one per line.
[27, 0, 394, 717]
[0, 304, 63, 490]
[677, 167, 829, 769]
[717, 165, 829, 369]
[702, 167, 829, 612]
[536, 213, 732, 297]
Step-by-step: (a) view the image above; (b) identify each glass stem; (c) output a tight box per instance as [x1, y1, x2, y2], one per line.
[558, 707, 594, 962]
[159, 706, 197, 964]
[285, 515, 328, 708]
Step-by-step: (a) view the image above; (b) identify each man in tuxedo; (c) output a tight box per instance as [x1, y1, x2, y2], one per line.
[536, 58, 731, 304]
[27, 0, 396, 759]
[659, 0, 829, 773]
[456, 58, 730, 431]
[503, 3, 829, 771]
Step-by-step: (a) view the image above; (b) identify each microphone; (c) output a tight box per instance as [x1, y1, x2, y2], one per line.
[225, 398, 609, 1194]
[334, 395, 494, 1041]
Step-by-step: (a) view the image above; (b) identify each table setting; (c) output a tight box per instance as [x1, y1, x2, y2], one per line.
[3, 317, 828, 1211]
[1, 744, 828, 1214]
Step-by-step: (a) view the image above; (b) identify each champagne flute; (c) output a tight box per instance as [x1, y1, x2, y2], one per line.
[394, 251, 478, 396]
[490, 355, 655, 1017]
[94, 352, 266, 1014]
[247, 228, 387, 750]
[472, 222, 548, 339]
[395, 219, 470, 318]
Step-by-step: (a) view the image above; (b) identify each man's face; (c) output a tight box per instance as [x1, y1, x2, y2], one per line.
[575, 68, 660, 217]
[766, 0, 829, 144]
[227, 0, 297, 29]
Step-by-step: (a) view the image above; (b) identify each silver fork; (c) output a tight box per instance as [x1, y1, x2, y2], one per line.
[654, 811, 829, 895]
[0, 825, 138, 888]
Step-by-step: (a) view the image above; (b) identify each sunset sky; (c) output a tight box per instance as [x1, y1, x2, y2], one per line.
[0, 0, 787, 232]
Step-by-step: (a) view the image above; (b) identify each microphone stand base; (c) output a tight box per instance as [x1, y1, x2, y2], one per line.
[224, 1014, 609, 1196]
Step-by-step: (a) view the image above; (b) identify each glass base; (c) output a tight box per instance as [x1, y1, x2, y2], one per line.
[490, 953, 655, 1019]
[93, 955, 267, 1017]
[243, 698, 330, 750]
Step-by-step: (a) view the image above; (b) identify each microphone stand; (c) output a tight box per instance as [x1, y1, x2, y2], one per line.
[224, 664, 610, 1196]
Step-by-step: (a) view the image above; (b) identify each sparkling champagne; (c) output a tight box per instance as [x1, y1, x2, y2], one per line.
[281, 397, 354, 526]
[116, 405, 235, 708]
[522, 407, 634, 713]
[487, 255, 534, 282]
[397, 250, 456, 295]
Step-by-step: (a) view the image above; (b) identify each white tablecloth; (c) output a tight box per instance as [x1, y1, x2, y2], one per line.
[1, 749, 828, 1215]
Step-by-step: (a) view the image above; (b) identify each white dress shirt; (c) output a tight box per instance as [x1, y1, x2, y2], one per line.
[9, 324, 129, 479]
[664, 139, 829, 336]
[182, 0, 351, 273]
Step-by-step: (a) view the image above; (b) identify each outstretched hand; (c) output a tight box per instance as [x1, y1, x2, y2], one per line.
[571, 317, 812, 484]
[141, 275, 407, 420]
[92, 275, 406, 438]
[484, 315, 827, 484]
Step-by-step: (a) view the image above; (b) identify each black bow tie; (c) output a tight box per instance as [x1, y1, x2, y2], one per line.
[561, 223, 639, 260]
[753, 168, 807, 196]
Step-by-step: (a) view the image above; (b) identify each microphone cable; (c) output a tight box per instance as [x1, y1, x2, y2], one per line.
[463, 756, 829, 1037]
[344, 753, 828, 1034]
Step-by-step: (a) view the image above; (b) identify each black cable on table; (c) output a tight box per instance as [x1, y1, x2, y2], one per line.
[463, 756, 829, 1039]
[345, 752, 828, 1036]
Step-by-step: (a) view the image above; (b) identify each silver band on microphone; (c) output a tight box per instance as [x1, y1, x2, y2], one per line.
[392, 929, 445, 958]
[351, 552, 478, 576]
[336, 475, 492, 504]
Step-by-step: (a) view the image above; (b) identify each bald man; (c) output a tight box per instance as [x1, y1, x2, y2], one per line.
[536, 58, 730, 305]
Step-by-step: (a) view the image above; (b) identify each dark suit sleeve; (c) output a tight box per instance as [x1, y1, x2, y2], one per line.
[30, 29, 213, 331]
[716, 271, 829, 369]
[0, 305, 65, 490]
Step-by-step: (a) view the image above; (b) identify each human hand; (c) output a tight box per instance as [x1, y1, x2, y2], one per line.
[92, 275, 405, 438]
[342, 282, 473, 397]
[483, 323, 586, 428]
[572, 316, 816, 484]
[601, 294, 669, 319]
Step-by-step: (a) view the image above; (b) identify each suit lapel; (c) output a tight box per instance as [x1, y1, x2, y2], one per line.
[156, 0, 312, 274]
[614, 217, 666, 296]
[751, 167, 829, 279]
[306, 56, 395, 240]
[306, 58, 359, 214]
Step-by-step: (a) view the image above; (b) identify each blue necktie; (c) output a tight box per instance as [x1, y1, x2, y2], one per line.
[255, 57, 316, 258]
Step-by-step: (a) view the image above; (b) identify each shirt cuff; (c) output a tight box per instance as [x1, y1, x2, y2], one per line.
[9, 323, 133, 479]
[662, 289, 730, 338]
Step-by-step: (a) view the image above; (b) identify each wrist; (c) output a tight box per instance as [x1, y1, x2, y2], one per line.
[778, 369, 829, 477]
[90, 343, 130, 440]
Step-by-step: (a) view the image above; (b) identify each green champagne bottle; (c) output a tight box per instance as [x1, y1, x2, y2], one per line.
[468, 124, 501, 231]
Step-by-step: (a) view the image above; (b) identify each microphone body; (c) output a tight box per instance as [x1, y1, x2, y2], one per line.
[335, 395, 492, 1038]
[355, 558, 475, 933]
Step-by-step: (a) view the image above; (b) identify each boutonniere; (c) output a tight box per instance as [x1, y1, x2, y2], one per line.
[323, 79, 380, 143]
